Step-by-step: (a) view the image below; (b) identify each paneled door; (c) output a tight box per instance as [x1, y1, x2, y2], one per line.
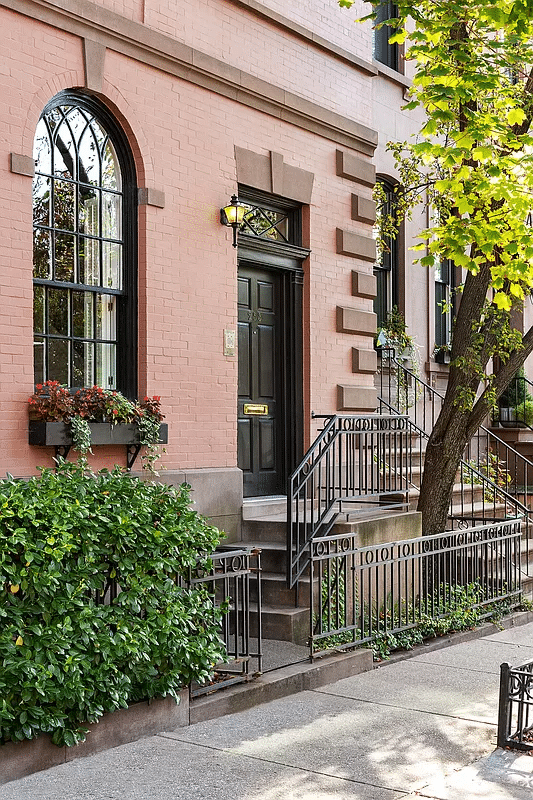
[238, 265, 283, 496]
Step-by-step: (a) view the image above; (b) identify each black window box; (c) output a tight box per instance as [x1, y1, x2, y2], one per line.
[29, 421, 168, 447]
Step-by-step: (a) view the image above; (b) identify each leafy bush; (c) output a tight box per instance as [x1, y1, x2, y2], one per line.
[0, 462, 226, 747]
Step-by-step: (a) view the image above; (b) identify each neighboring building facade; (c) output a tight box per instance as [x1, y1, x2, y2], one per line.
[1, 0, 441, 538]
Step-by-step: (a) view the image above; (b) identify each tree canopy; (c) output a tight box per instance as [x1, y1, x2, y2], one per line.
[340, 0, 533, 533]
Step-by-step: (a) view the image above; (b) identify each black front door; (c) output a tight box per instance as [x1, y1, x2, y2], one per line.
[238, 265, 283, 496]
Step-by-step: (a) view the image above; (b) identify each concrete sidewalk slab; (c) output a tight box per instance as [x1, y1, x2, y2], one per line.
[405, 749, 533, 799]
[0, 734, 406, 800]
[484, 625, 533, 647]
[316, 659, 500, 723]
[408, 638, 533, 674]
[169, 689, 496, 794]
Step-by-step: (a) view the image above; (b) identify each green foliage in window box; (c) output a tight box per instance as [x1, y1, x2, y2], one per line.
[0, 462, 226, 747]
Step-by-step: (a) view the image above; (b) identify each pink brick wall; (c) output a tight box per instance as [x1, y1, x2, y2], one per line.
[0, 1, 376, 477]
[141, 0, 373, 122]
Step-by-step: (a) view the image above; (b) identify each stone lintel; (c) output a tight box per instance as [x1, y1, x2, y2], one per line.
[83, 38, 106, 92]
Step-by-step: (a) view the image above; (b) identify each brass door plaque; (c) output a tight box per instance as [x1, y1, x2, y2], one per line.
[243, 403, 269, 415]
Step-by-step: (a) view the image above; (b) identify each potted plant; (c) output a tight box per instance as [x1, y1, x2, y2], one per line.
[376, 306, 417, 361]
[28, 382, 167, 471]
[433, 343, 452, 365]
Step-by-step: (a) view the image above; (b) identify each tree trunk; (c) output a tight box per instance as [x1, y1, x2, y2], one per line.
[417, 411, 469, 535]
[416, 264, 533, 536]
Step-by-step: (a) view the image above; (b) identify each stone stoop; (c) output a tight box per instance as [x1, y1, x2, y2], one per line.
[241, 498, 424, 646]
[241, 509, 310, 646]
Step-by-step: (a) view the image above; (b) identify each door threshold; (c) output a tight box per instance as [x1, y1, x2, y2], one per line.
[243, 495, 287, 503]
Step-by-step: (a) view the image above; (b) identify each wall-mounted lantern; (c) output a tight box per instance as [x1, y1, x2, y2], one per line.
[220, 194, 246, 248]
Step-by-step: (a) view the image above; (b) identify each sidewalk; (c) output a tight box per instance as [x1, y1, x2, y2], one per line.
[2, 622, 533, 799]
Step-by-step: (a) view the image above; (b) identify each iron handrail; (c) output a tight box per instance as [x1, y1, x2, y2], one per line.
[287, 413, 411, 588]
[379, 348, 533, 535]
[379, 347, 533, 485]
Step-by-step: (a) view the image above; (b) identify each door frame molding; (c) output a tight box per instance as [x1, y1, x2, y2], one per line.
[238, 240, 307, 495]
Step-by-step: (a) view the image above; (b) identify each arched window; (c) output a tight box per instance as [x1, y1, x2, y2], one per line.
[374, 178, 399, 329]
[32, 92, 137, 396]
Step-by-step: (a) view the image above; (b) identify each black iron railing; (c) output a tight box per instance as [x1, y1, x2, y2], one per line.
[188, 546, 262, 697]
[287, 414, 412, 588]
[311, 518, 522, 657]
[94, 546, 262, 697]
[378, 348, 532, 569]
[495, 373, 533, 430]
[498, 658, 533, 751]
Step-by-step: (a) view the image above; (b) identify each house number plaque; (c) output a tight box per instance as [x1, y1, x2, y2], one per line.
[243, 404, 269, 415]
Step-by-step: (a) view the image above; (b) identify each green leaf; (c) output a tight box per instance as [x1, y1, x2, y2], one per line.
[506, 107, 527, 127]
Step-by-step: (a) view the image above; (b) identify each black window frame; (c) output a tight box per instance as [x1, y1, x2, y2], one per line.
[374, 1, 400, 72]
[32, 90, 138, 398]
[374, 178, 399, 330]
[435, 258, 455, 362]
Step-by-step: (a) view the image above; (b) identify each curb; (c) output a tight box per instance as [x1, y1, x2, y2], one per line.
[190, 647, 373, 724]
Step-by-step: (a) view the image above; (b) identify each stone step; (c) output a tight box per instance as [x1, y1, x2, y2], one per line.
[252, 571, 316, 607]
[242, 496, 287, 520]
[407, 482, 487, 510]
[249, 602, 309, 645]
[242, 517, 287, 543]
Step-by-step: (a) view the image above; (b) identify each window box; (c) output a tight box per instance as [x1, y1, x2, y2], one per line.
[435, 349, 451, 365]
[29, 421, 168, 447]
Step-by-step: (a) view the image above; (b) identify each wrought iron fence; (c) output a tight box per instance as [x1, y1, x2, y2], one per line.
[94, 545, 262, 698]
[287, 414, 412, 588]
[310, 518, 522, 657]
[498, 658, 533, 751]
[188, 546, 263, 697]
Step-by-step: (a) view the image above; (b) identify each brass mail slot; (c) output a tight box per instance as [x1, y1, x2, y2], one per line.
[244, 403, 269, 416]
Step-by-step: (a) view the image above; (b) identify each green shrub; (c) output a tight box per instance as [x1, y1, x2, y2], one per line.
[515, 398, 533, 426]
[0, 462, 226, 747]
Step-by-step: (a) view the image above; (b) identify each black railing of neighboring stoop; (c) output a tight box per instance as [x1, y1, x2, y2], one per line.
[498, 657, 533, 751]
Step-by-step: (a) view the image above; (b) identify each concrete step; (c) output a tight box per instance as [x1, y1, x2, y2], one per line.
[252, 571, 315, 607]
[250, 602, 309, 645]
[242, 496, 287, 520]
[242, 517, 287, 542]
[408, 482, 487, 509]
